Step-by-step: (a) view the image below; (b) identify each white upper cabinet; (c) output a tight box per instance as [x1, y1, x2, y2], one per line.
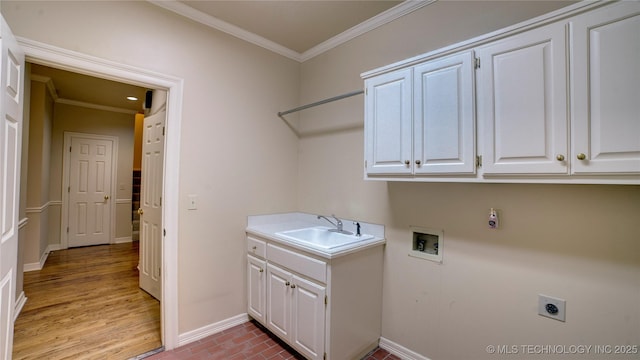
[362, 1, 640, 184]
[570, 1, 640, 175]
[476, 21, 568, 175]
[413, 51, 476, 175]
[364, 68, 412, 175]
[364, 51, 475, 177]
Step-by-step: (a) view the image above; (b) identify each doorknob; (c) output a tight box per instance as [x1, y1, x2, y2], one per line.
[137, 208, 144, 215]
[104, 195, 110, 200]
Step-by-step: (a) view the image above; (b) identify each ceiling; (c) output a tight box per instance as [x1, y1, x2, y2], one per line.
[178, 0, 403, 54]
[29, 1, 411, 112]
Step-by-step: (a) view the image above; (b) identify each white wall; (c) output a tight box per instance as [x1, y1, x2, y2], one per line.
[298, 2, 640, 359]
[2, 0, 300, 334]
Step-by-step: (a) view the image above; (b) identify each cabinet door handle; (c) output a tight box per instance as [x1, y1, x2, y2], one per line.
[415, 160, 421, 165]
[290, 284, 296, 289]
[577, 153, 586, 160]
[556, 154, 565, 161]
[259, 268, 264, 273]
[404, 160, 410, 165]
[285, 281, 290, 286]
[252, 246, 257, 250]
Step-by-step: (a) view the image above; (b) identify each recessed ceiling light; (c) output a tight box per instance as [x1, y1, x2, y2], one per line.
[126, 96, 138, 101]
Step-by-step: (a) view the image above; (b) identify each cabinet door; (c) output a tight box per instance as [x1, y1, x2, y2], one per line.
[413, 51, 476, 174]
[247, 255, 266, 324]
[291, 275, 326, 360]
[477, 22, 568, 175]
[365, 68, 413, 175]
[266, 264, 291, 340]
[570, 2, 640, 174]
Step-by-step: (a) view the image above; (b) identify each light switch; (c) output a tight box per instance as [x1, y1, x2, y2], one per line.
[187, 195, 197, 210]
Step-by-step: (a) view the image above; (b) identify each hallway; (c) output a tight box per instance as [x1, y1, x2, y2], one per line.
[13, 243, 161, 359]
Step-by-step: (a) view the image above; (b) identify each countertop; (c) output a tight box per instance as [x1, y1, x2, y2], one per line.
[246, 212, 385, 259]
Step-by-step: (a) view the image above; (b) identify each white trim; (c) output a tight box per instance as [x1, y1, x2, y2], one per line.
[300, 1, 436, 62]
[56, 98, 137, 115]
[61, 132, 118, 249]
[147, 0, 432, 63]
[30, 74, 58, 100]
[14, 291, 27, 322]
[23, 248, 50, 272]
[18, 36, 182, 350]
[18, 218, 28, 230]
[25, 200, 62, 214]
[177, 313, 249, 347]
[114, 236, 132, 244]
[148, 0, 300, 61]
[379, 337, 432, 360]
[116, 198, 132, 205]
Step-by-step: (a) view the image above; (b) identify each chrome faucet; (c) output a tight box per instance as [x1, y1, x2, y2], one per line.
[317, 214, 351, 234]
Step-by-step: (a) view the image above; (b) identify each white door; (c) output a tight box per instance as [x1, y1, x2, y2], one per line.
[139, 110, 165, 300]
[364, 68, 413, 175]
[247, 255, 266, 324]
[413, 50, 476, 174]
[291, 275, 325, 360]
[477, 21, 568, 175]
[570, 2, 640, 174]
[67, 134, 114, 248]
[0, 15, 24, 360]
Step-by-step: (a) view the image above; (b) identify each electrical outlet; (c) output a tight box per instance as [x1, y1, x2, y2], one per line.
[538, 294, 566, 322]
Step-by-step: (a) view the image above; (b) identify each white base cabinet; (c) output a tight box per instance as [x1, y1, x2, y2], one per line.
[247, 234, 384, 360]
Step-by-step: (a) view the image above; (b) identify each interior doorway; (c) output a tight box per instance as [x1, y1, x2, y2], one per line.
[18, 38, 183, 350]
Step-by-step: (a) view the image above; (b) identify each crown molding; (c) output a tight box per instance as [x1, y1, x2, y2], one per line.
[147, 0, 432, 63]
[148, 0, 302, 61]
[300, 0, 436, 62]
[30, 74, 59, 101]
[55, 98, 138, 115]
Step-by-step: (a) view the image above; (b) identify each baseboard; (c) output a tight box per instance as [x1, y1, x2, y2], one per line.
[14, 291, 27, 322]
[379, 337, 432, 360]
[177, 313, 249, 347]
[23, 244, 64, 272]
[115, 236, 132, 244]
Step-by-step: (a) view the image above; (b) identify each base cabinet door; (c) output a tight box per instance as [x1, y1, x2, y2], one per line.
[291, 276, 326, 360]
[570, 1, 640, 174]
[266, 264, 292, 340]
[247, 255, 266, 324]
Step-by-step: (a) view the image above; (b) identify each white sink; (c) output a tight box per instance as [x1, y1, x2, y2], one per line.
[276, 227, 374, 250]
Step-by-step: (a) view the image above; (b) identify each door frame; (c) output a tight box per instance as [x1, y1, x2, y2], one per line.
[18, 37, 183, 350]
[61, 132, 118, 249]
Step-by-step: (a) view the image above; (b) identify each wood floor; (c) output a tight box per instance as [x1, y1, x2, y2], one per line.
[13, 242, 161, 360]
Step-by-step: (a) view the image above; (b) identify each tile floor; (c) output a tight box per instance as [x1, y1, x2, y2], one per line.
[145, 320, 399, 360]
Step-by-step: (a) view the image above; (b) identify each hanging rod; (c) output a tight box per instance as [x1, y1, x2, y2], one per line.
[277, 89, 364, 117]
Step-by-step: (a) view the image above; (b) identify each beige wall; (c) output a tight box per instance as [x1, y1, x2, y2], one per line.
[24, 80, 53, 266]
[2, 0, 299, 334]
[7, 1, 638, 357]
[298, 1, 640, 359]
[49, 103, 136, 241]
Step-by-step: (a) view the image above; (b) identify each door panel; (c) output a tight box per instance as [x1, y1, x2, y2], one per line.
[571, 3, 640, 174]
[139, 110, 165, 301]
[291, 276, 325, 360]
[0, 15, 24, 359]
[68, 135, 113, 247]
[266, 264, 291, 339]
[478, 22, 568, 174]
